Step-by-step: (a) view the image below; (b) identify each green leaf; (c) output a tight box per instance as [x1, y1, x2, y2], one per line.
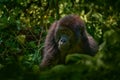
[65, 53, 92, 64]
[16, 35, 26, 44]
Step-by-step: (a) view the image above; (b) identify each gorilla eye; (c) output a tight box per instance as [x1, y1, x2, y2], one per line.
[61, 30, 69, 34]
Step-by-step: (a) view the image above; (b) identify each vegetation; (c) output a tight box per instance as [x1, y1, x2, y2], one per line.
[0, 0, 120, 80]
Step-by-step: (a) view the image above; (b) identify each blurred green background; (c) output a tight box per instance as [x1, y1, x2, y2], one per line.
[0, 0, 120, 80]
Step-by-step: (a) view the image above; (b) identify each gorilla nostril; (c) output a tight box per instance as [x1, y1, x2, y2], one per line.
[61, 39, 66, 43]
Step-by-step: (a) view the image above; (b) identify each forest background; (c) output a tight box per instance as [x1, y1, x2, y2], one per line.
[0, 0, 120, 80]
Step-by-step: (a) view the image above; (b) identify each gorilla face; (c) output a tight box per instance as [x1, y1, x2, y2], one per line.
[55, 26, 76, 52]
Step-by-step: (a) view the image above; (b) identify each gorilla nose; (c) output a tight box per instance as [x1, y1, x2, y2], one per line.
[60, 39, 66, 43]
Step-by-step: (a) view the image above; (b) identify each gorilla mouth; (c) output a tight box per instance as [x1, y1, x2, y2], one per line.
[58, 43, 71, 52]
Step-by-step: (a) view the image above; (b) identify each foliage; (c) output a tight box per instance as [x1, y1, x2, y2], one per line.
[0, 0, 120, 80]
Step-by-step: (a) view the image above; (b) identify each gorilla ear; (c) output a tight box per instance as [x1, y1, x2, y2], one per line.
[79, 25, 86, 35]
[80, 24, 86, 31]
